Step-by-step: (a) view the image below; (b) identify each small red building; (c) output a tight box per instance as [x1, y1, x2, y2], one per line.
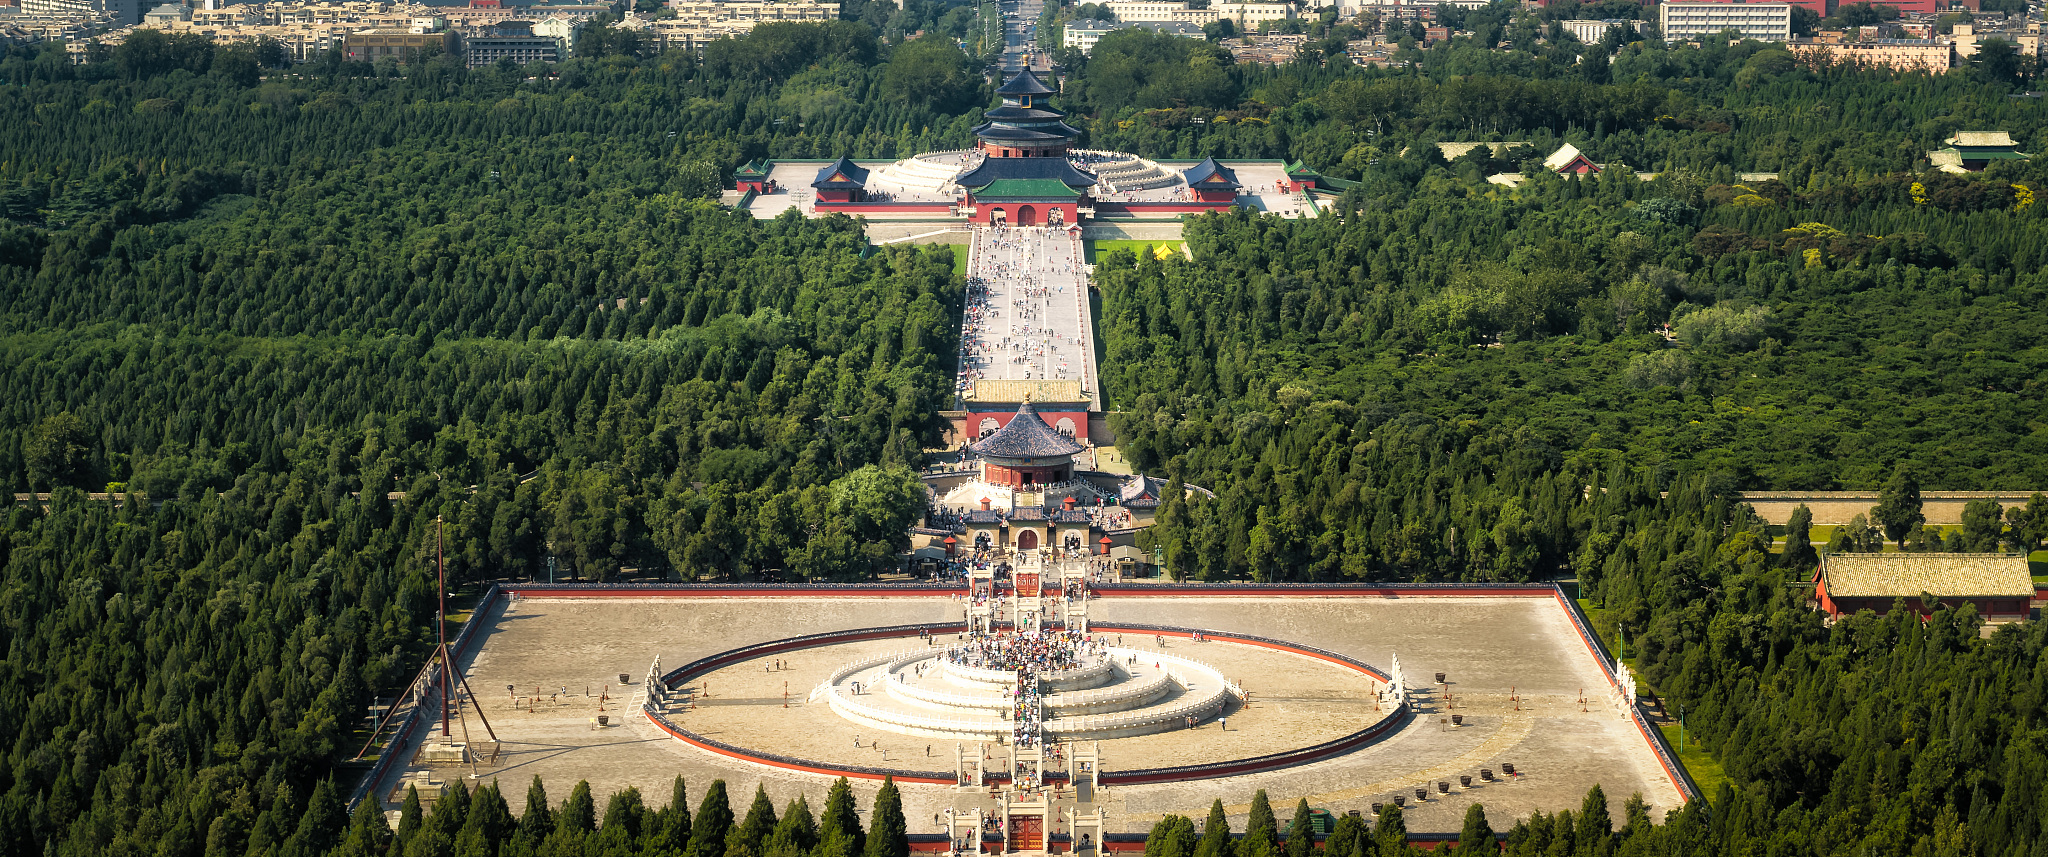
[1543, 143, 1601, 175]
[1283, 159, 1322, 192]
[733, 158, 774, 194]
[1813, 552, 2035, 622]
[811, 156, 869, 203]
[1182, 158, 1242, 204]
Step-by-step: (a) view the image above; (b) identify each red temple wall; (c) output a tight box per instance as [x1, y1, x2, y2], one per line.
[963, 410, 1089, 442]
[982, 462, 1073, 488]
[971, 201, 1079, 227]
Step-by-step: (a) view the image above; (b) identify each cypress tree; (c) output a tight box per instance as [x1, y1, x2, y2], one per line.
[516, 776, 554, 845]
[1240, 790, 1279, 857]
[395, 785, 425, 846]
[863, 778, 909, 857]
[1284, 799, 1314, 857]
[730, 784, 781, 857]
[689, 779, 735, 857]
[1780, 504, 1818, 569]
[603, 786, 650, 840]
[1194, 800, 1233, 857]
[1324, 812, 1365, 857]
[1373, 802, 1406, 857]
[280, 778, 346, 857]
[768, 796, 821, 857]
[429, 778, 471, 839]
[1575, 786, 1611, 854]
[1456, 804, 1494, 857]
[561, 780, 598, 833]
[655, 776, 694, 853]
[334, 785, 394, 857]
[818, 777, 865, 857]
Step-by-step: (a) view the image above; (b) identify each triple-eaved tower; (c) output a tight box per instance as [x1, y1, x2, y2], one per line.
[957, 69, 1096, 226]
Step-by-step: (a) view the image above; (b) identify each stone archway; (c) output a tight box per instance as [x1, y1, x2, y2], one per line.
[1017, 529, 1039, 551]
[1055, 417, 1076, 436]
[1047, 207, 1065, 226]
[1017, 204, 1037, 226]
[990, 207, 1007, 225]
[978, 417, 1001, 437]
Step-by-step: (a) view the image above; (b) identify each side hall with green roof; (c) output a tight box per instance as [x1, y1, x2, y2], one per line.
[1928, 131, 2030, 173]
[956, 155, 1097, 227]
[733, 158, 775, 193]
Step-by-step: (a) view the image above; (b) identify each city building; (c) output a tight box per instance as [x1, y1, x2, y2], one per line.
[1213, 1, 1293, 28]
[1812, 552, 2035, 622]
[1559, 18, 1625, 44]
[462, 19, 560, 67]
[1103, 0, 1195, 22]
[1927, 131, 2030, 172]
[1101, 0, 1290, 27]
[1232, 32, 1309, 63]
[1061, 17, 1202, 54]
[664, 0, 836, 23]
[21, 0, 136, 26]
[342, 27, 455, 62]
[1658, 2, 1792, 43]
[629, 1, 836, 53]
[1951, 22, 2044, 59]
[1788, 38, 1953, 71]
[3, 9, 119, 43]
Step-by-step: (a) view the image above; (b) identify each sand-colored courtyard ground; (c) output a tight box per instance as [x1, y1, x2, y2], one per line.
[376, 594, 1684, 836]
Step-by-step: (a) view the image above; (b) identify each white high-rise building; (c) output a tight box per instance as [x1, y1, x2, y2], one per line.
[1658, 2, 1792, 43]
[23, 0, 137, 25]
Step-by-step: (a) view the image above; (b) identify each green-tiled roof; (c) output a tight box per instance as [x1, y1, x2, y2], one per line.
[1954, 148, 2030, 159]
[971, 179, 1085, 199]
[734, 158, 773, 177]
[1284, 159, 1320, 176]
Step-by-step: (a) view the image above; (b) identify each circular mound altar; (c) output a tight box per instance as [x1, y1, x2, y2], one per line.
[644, 625, 1408, 784]
[819, 640, 1235, 743]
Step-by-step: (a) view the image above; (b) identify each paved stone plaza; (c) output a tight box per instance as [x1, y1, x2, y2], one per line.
[382, 595, 1683, 836]
[961, 228, 1099, 406]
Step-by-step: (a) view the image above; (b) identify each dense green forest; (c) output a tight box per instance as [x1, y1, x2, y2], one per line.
[1107, 166, 2048, 582]
[5, 5, 2048, 857]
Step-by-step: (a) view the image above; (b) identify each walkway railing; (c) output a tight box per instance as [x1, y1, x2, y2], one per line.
[1554, 587, 1703, 805]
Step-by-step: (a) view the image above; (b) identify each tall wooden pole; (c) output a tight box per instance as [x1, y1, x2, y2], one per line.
[439, 515, 452, 738]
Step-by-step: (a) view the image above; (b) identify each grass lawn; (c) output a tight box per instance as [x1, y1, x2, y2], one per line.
[1657, 723, 1731, 803]
[948, 244, 968, 279]
[1575, 598, 1622, 657]
[1086, 239, 1185, 263]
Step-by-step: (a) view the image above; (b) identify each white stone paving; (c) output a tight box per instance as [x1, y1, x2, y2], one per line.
[958, 226, 1100, 408]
